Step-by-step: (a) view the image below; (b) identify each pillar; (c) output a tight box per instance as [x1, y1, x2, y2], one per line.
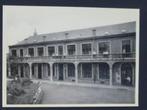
[74, 62, 79, 83]
[50, 63, 53, 81]
[8, 63, 11, 77]
[109, 63, 113, 86]
[18, 64, 21, 77]
[97, 63, 99, 80]
[131, 63, 135, 86]
[29, 63, 32, 79]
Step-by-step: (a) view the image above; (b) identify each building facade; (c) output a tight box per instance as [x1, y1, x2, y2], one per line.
[8, 22, 136, 87]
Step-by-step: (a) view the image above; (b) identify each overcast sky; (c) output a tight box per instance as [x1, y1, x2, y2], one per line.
[3, 6, 139, 53]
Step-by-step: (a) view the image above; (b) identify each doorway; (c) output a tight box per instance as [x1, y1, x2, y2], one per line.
[121, 63, 132, 86]
[38, 64, 42, 79]
[59, 64, 64, 80]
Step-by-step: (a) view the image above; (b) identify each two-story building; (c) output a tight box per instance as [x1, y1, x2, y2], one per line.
[8, 21, 136, 87]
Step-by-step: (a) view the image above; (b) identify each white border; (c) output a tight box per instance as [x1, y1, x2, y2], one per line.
[2, 6, 140, 107]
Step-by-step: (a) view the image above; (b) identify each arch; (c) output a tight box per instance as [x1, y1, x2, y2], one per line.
[32, 63, 50, 79]
[53, 62, 75, 81]
[121, 63, 133, 86]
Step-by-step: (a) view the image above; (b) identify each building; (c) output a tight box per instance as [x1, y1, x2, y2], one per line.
[8, 22, 136, 87]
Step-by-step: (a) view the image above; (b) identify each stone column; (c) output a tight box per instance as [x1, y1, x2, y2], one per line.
[35, 64, 38, 79]
[109, 63, 113, 86]
[97, 63, 99, 80]
[50, 63, 53, 81]
[23, 64, 26, 78]
[29, 63, 32, 79]
[18, 64, 21, 78]
[8, 63, 11, 77]
[131, 63, 135, 86]
[74, 62, 79, 83]
[63, 64, 67, 80]
[92, 64, 94, 80]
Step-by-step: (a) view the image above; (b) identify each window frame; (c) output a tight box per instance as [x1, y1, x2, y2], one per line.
[11, 49, 17, 57]
[67, 44, 76, 56]
[48, 45, 55, 56]
[37, 46, 44, 57]
[81, 42, 92, 55]
[98, 41, 111, 55]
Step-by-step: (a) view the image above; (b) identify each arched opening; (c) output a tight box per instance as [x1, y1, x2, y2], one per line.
[121, 63, 133, 86]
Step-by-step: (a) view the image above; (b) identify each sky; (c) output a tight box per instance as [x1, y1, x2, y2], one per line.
[3, 6, 139, 53]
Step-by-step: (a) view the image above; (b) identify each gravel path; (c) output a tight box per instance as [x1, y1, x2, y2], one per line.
[40, 82, 135, 104]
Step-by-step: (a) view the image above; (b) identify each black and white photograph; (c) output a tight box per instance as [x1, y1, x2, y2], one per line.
[2, 6, 139, 107]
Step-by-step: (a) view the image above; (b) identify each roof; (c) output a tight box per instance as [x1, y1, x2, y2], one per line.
[12, 21, 136, 47]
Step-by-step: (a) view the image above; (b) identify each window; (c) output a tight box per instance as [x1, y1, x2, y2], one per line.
[28, 48, 34, 57]
[12, 50, 17, 57]
[67, 45, 76, 55]
[122, 40, 131, 57]
[20, 49, 23, 57]
[37, 47, 44, 56]
[99, 42, 110, 54]
[82, 43, 91, 55]
[58, 46, 63, 55]
[48, 46, 55, 56]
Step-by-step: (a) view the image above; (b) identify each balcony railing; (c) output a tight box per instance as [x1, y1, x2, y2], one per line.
[9, 52, 135, 63]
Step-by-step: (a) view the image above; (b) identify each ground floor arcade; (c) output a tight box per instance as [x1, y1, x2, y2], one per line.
[9, 62, 135, 86]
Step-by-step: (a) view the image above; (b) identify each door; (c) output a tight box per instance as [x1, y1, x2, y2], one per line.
[121, 63, 132, 86]
[59, 64, 63, 80]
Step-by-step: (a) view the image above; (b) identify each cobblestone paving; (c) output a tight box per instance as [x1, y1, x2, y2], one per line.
[40, 82, 135, 104]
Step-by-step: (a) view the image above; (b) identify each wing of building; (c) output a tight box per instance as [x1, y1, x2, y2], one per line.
[8, 21, 136, 87]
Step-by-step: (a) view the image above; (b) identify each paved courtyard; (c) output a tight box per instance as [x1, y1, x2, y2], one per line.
[40, 82, 135, 104]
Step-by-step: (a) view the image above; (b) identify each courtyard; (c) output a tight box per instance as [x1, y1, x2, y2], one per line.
[39, 81, 135, 104]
